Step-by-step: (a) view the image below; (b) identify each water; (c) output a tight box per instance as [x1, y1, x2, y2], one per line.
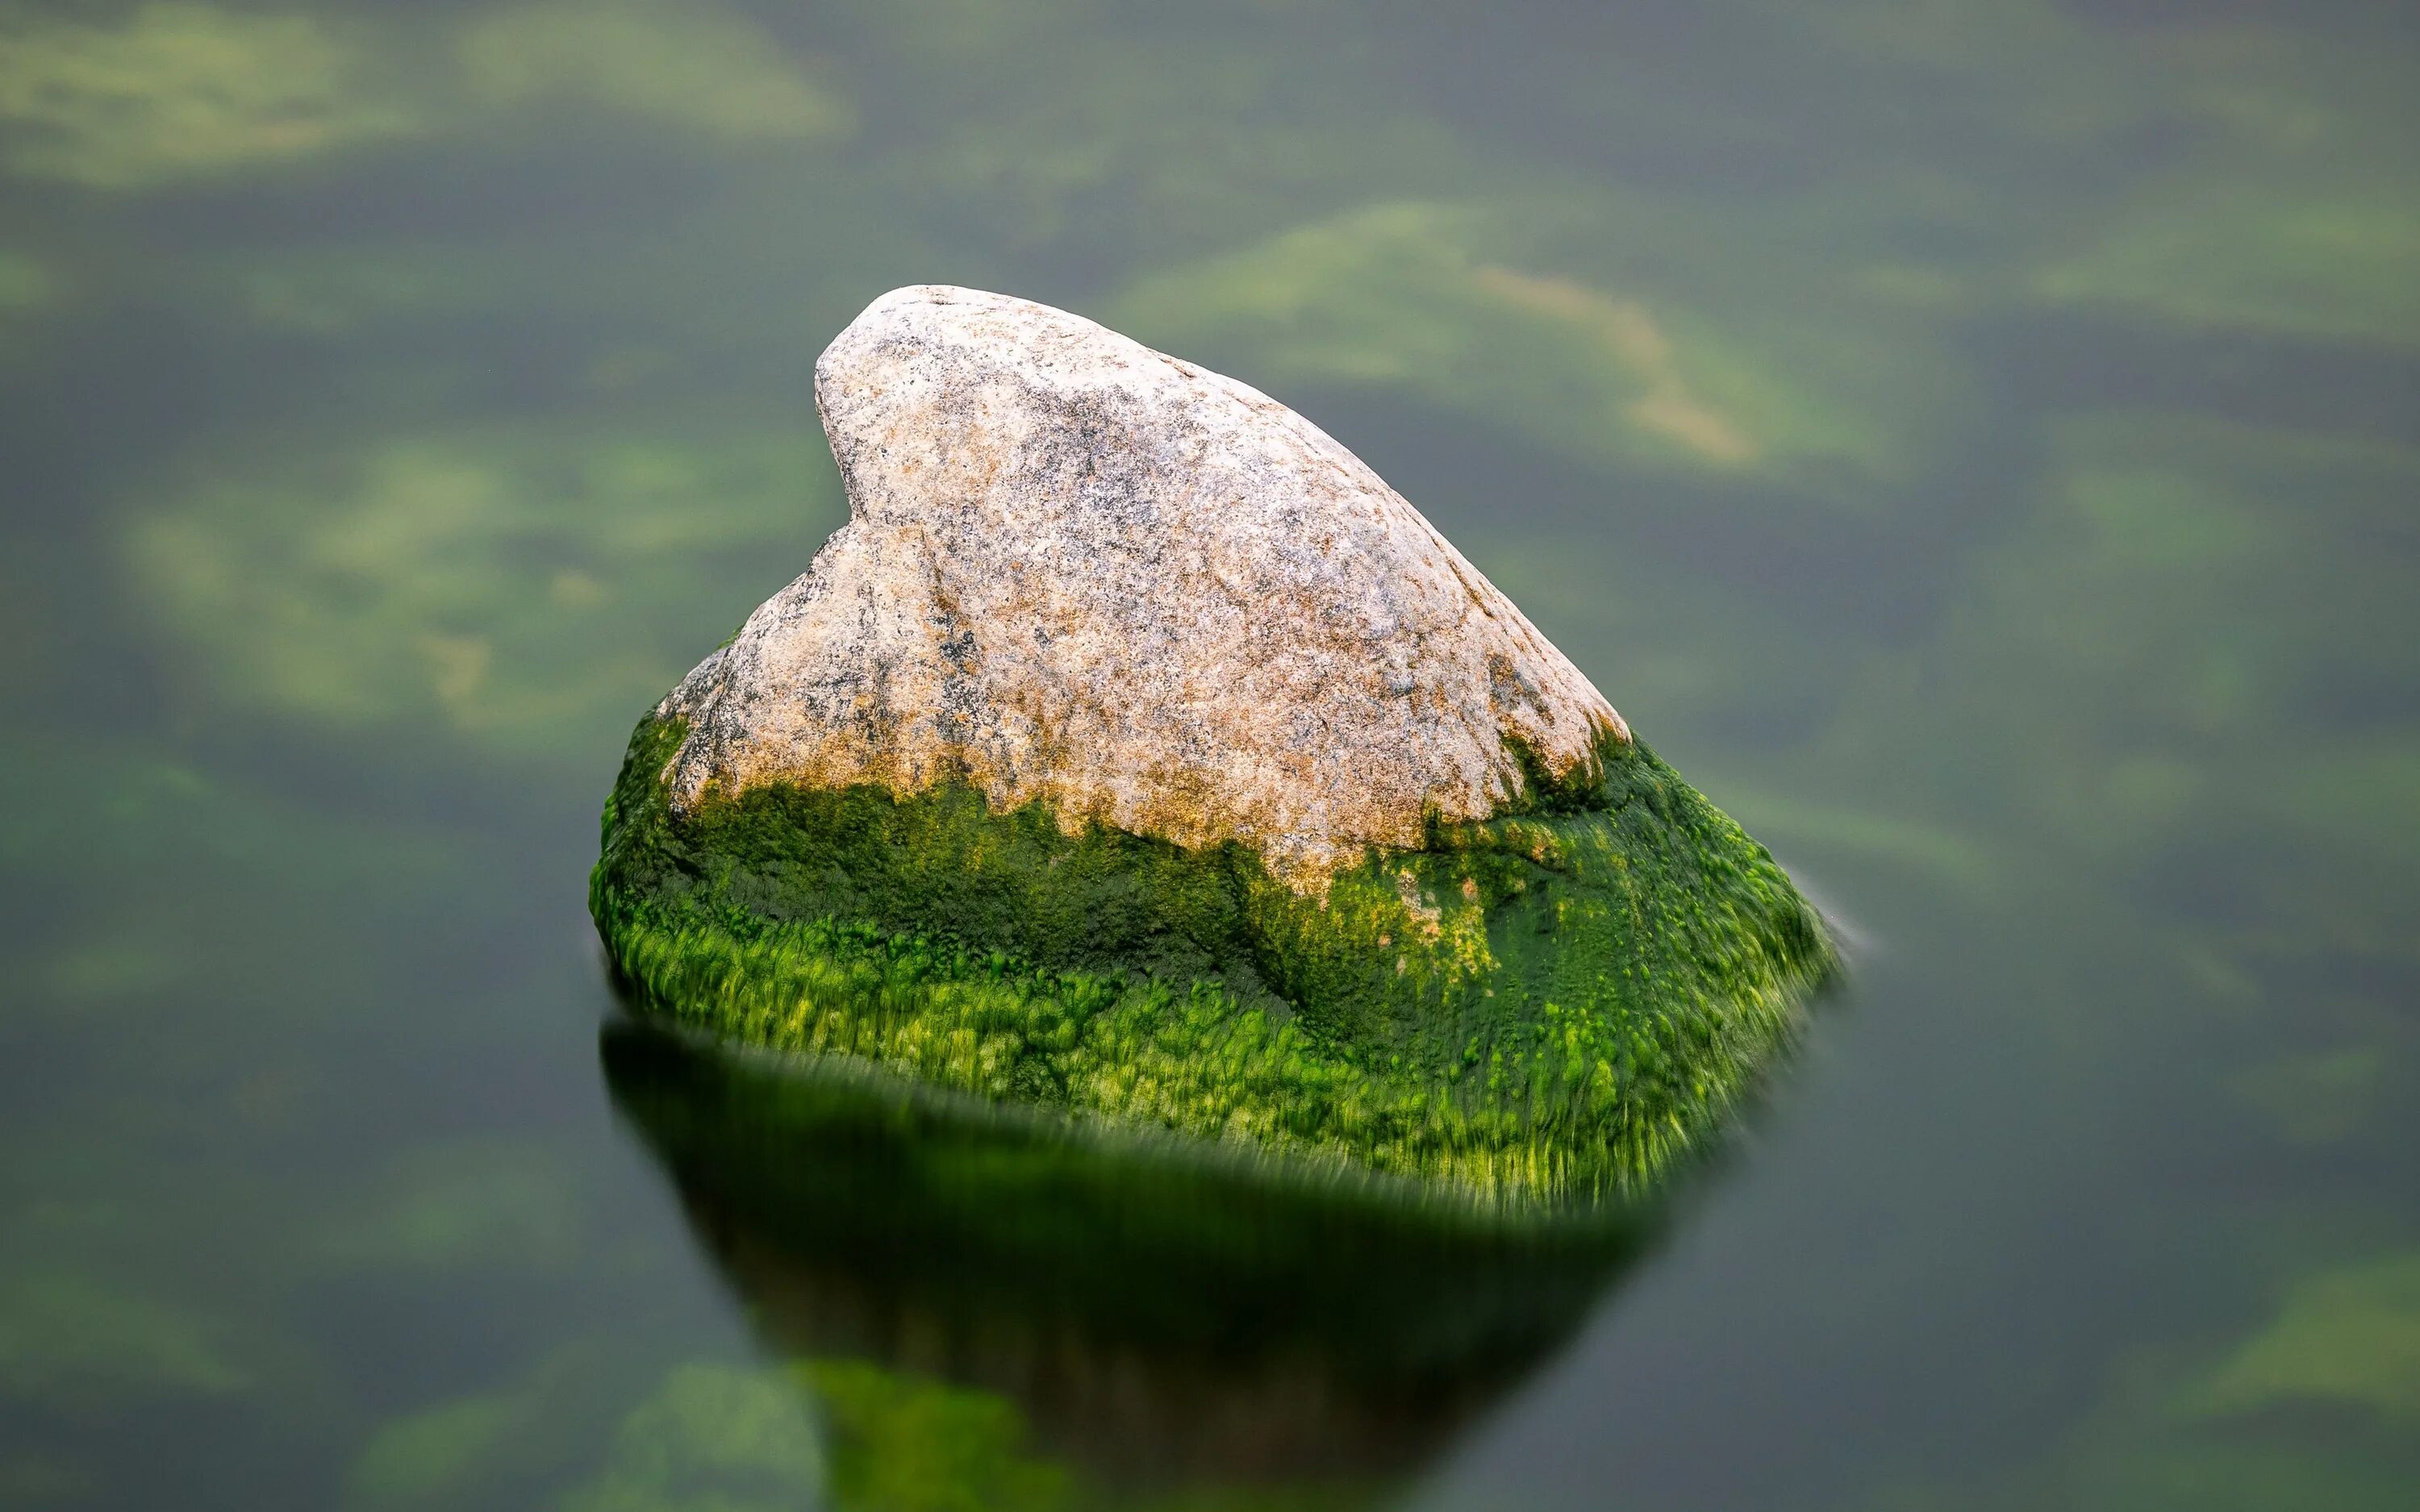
[2, 2, 2415, 1507]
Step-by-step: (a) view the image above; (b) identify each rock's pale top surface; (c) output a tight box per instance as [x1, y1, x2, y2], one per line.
[661, 285, 1626, 885]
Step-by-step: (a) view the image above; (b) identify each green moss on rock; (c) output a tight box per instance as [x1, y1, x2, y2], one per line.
[590, 713, 1833, 1208]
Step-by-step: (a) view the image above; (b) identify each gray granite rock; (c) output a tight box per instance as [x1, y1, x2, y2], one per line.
[660, 284, 1626, 887]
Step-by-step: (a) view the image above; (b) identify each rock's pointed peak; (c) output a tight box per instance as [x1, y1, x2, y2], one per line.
[662, 284, 1627, 885]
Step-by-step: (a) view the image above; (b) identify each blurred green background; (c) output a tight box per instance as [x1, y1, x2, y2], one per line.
[1, 2, 2415, 1508]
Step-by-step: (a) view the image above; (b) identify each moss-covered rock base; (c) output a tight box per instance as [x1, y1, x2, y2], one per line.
[590, 714, 1833, 1208]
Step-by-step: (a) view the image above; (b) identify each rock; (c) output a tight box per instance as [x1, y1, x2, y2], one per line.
[592, 285, 1834, 1209]
[661, 284, 1622, 885]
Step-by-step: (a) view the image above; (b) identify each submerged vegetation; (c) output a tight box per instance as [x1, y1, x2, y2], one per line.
[592, 714, 1832, 1207]
[0, 0, 849, 189]
[0, 5, 412, 188]
[1111, 199, 1969, 498]
[125, 415, 841, 762]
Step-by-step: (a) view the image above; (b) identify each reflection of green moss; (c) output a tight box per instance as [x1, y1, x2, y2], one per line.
[2191, 1252, 2420, 1427]
[605, 1019, 1644, 1496]
[561, 1363, 825, 1512]
[0, 4, 414, 188]
[126, 416, 842, 760]
[595, 712, 1831, 1206]
[811, 1360, 1066, 1512]
[459, 0, 853, 143]
[1112, 201, 1960, 498]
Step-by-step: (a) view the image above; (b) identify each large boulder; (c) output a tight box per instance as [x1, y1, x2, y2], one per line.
[592, 285, 1833, 1208]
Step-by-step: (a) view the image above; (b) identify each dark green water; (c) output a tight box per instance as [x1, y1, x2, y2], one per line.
[2, 2, 2416, 1508]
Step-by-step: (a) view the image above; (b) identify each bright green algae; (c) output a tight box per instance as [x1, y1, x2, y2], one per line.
[590, 713, 1834, 1207]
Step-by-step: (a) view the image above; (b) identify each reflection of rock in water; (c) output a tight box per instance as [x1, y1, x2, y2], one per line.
[599, 1018, 1662, 1497]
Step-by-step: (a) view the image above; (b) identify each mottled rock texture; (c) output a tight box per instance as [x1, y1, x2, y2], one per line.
[663, 284, 1622, 885]
[593, 285, 1834, 1208]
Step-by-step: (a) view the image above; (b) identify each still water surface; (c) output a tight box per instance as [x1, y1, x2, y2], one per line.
[2, 2, 2416, 1507]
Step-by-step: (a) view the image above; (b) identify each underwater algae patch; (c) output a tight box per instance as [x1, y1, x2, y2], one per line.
[124, 414, 839, 764]
[1108, 200, 1968, 502]
[593, 713, 1830, 1208]
[0, 3, 420, 190]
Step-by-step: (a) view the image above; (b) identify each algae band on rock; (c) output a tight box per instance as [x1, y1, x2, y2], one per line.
[590, 284, 1834, 1208]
